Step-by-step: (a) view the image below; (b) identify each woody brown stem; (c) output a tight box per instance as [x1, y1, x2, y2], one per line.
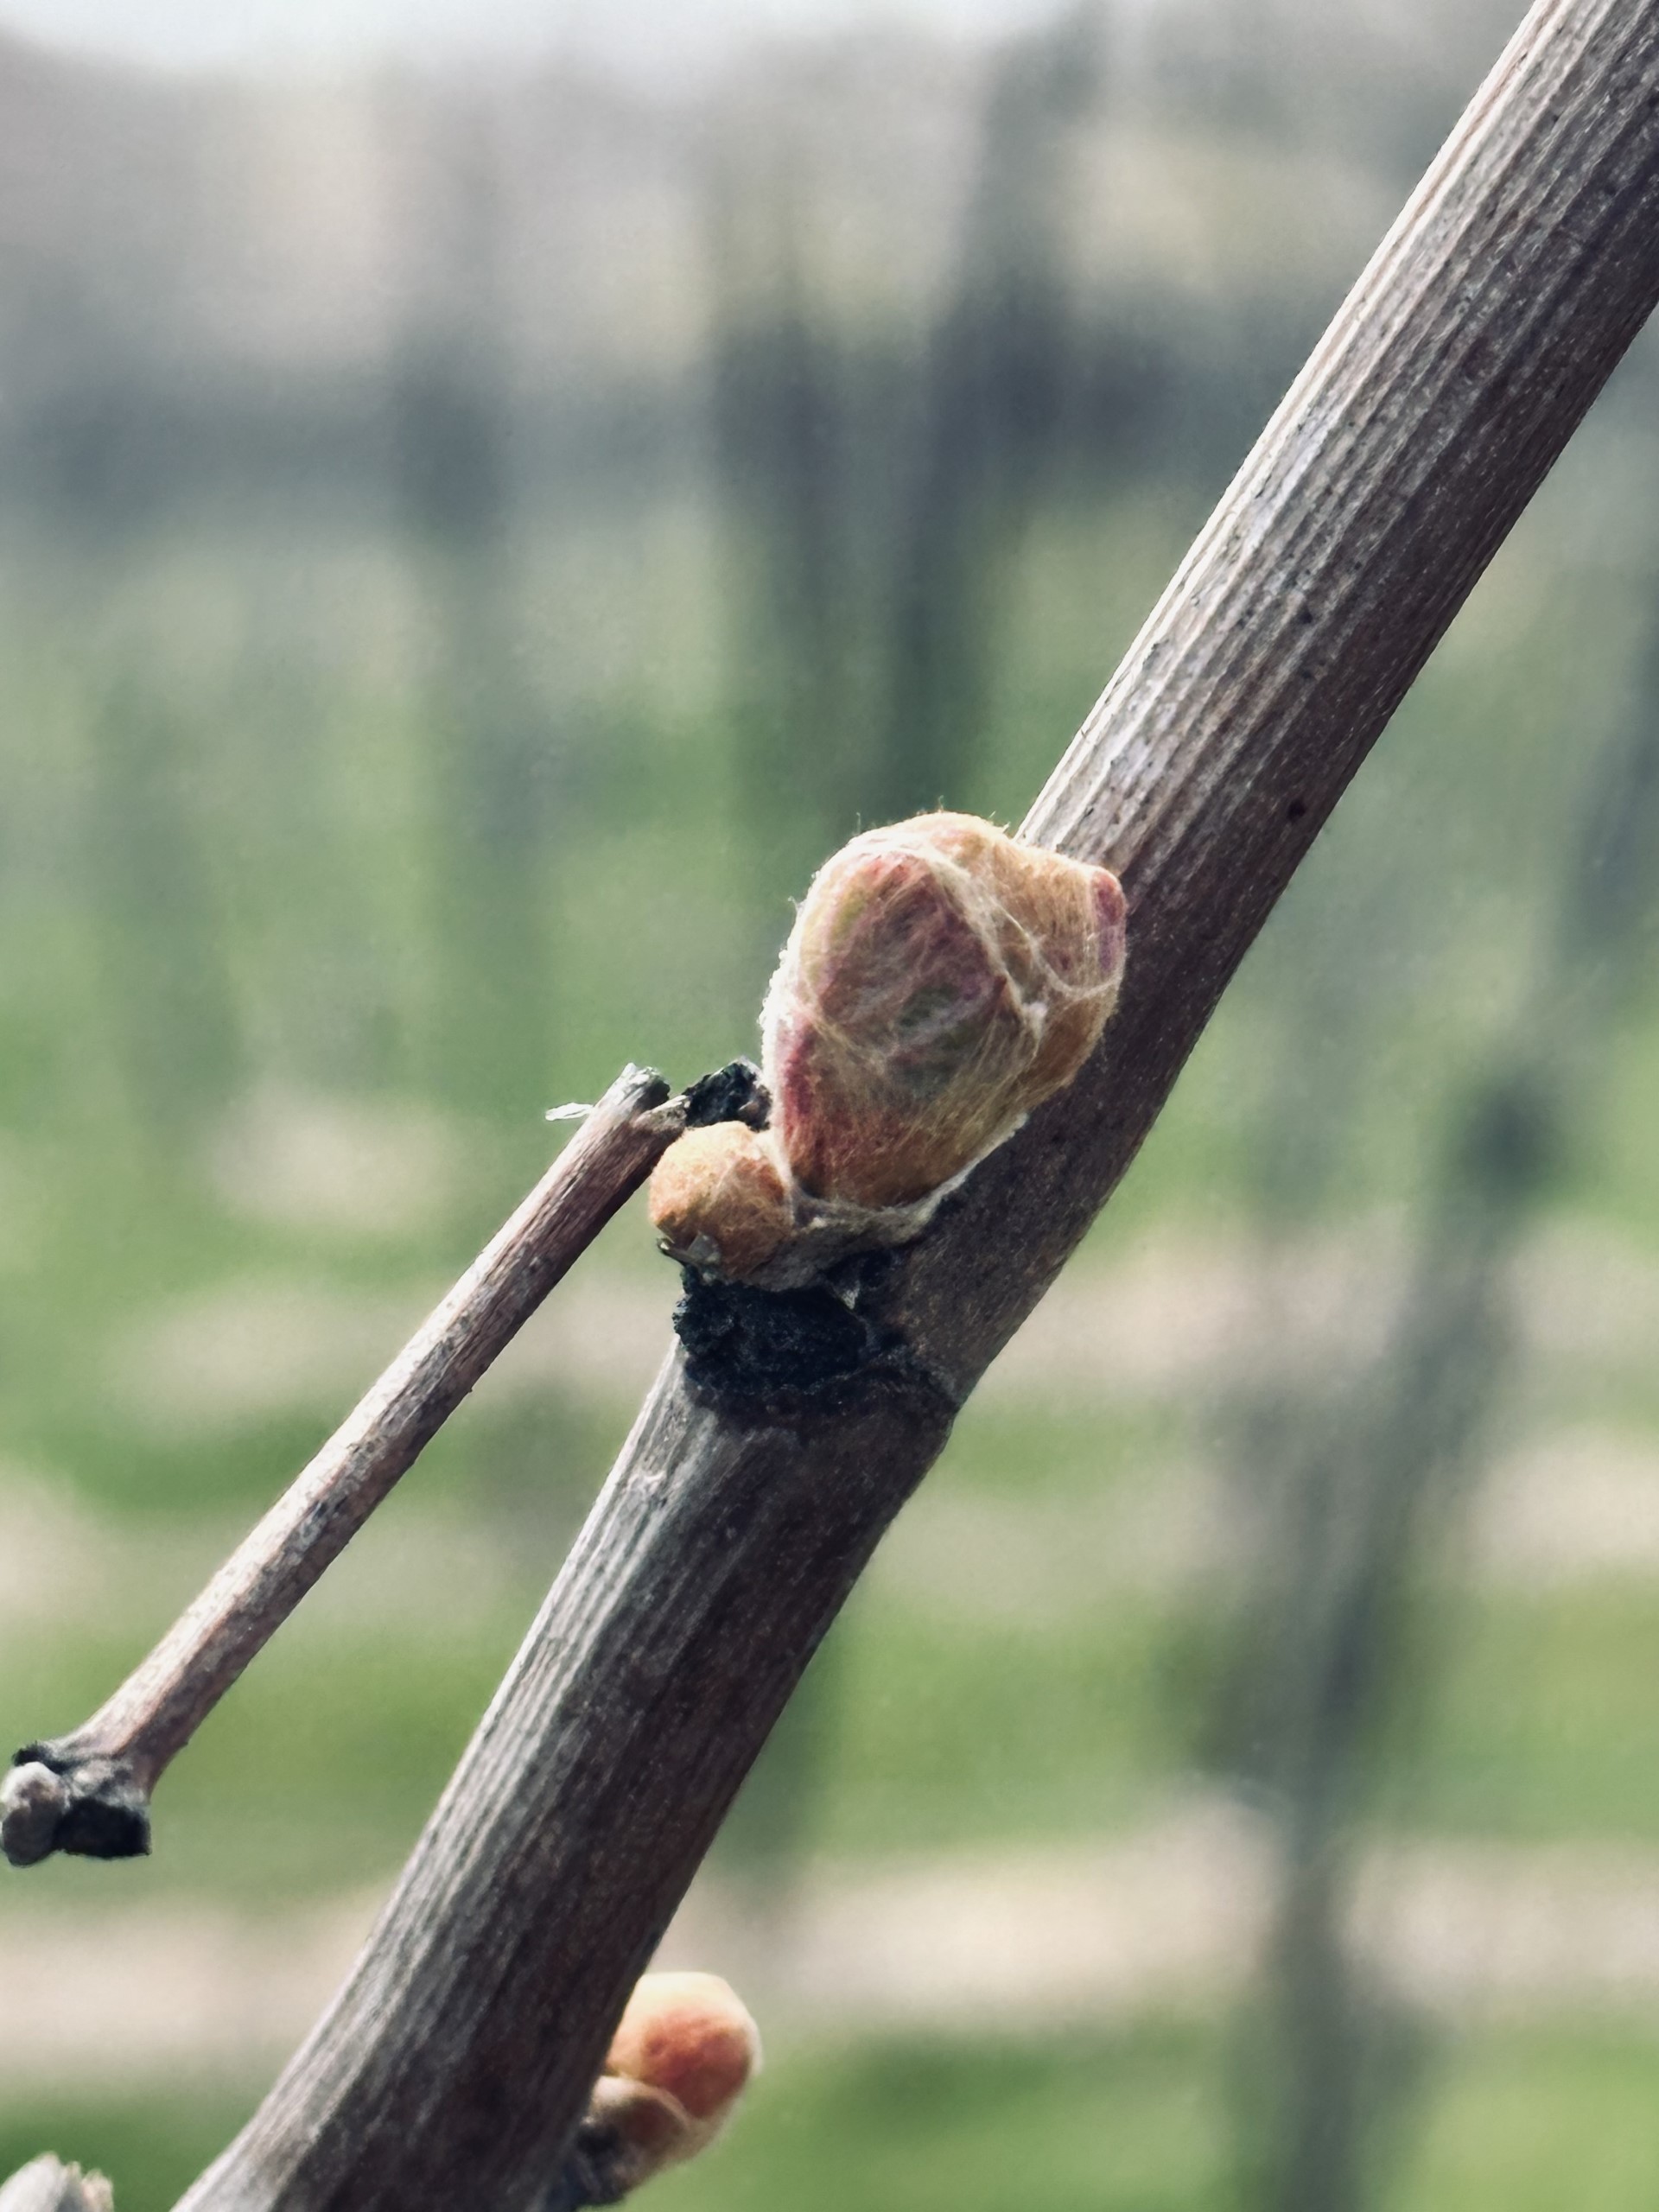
[155, 6, 1659, 2208]
[1, 1063, 677, 1869]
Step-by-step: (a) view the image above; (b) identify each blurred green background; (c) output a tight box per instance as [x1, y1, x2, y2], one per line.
[3, 1, 1659, 2207]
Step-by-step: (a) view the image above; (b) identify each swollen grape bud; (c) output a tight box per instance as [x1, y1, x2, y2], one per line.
[646, 812, 1126, 1287]
[579, 1972, 761, 2196]
[648, 1122, 792, 1282]
[763, 811, 1126, 1210]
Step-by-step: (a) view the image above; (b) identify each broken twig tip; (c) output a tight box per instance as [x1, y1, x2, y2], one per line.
[5, 1062, 677, 1872]
[2, 1752, 151, 1868]
[1, 1763, 69, 1868]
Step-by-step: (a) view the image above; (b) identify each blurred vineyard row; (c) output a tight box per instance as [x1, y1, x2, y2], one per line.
[3, 2, 1659, 2207]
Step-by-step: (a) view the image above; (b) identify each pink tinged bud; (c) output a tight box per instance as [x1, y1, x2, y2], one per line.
[588, 1972, 762, 2192]
[605, 1970, 760, 2122]
[648, 1122, 792, 1283]
[763, 812, 1127, 1211]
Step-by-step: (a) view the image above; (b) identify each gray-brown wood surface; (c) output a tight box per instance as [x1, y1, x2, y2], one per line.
[11, 0, 1658, 2206]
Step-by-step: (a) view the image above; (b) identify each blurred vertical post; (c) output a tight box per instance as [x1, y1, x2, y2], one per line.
[706, 141, 867, 906]
[870, 3, 1103, 824]
[1216, 572, 1659, 2212]
[80, 673, 242, 1150]
[391, 91, 555, 1125]
[707, 3, 1107, 869]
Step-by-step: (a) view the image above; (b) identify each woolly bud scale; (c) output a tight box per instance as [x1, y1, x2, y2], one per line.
[765, 812, 1126, 1210]
[579, 1972, 762, 2196]
[648, 812, 1126, 1284]
[647, 1122, 791, 1283]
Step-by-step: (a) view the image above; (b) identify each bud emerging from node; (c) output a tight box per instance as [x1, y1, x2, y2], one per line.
[764, 811, 1127, 1210]
[577, 1972, 761, 2198]
[649, 1122, 792, 1283]
[646, 812, 1126, 1287]
[605, 1969, 760, 2122]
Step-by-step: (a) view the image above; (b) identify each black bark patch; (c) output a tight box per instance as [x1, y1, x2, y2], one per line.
[10, 1743, 152, 1861]
[674, 1271, 886, 1405]
[537, 2122, 628, 2210]
[682, 1059, 769, 1130]
[57, 1788, 151, 1861]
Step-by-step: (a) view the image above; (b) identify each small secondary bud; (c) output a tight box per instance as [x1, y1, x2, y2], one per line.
[764, 811, 1127, 1211]
[605, 1970, 760, 2123]
[575, 1973, 761, 2199]
[648, 1123, 791, 1284]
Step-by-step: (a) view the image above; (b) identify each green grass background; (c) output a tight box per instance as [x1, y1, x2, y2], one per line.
[3, 357, 1659, 2209]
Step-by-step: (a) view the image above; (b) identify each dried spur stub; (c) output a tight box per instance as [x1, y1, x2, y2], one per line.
[570, 1971, 762, 2201]
[649, 811, 1126, 1285]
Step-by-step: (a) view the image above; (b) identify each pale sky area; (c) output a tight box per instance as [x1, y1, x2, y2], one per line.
[0, 0, 1062, 79]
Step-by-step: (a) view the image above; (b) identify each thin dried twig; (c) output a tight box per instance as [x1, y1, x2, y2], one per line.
[2, 1062, 677, 1869]
[153, 9, 1659, 2211]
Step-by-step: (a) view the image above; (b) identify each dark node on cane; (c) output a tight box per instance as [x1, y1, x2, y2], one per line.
[673, 1269, 889, 1407]
[3, 1749, 150, 1867]
[681, 1058, 770, 1131]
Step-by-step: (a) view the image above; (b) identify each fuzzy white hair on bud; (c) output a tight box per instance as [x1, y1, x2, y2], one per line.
[650, 812, 1126, 1287]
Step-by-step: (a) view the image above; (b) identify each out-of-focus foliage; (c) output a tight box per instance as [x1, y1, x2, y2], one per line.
[2, 2, 1659, 2208]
